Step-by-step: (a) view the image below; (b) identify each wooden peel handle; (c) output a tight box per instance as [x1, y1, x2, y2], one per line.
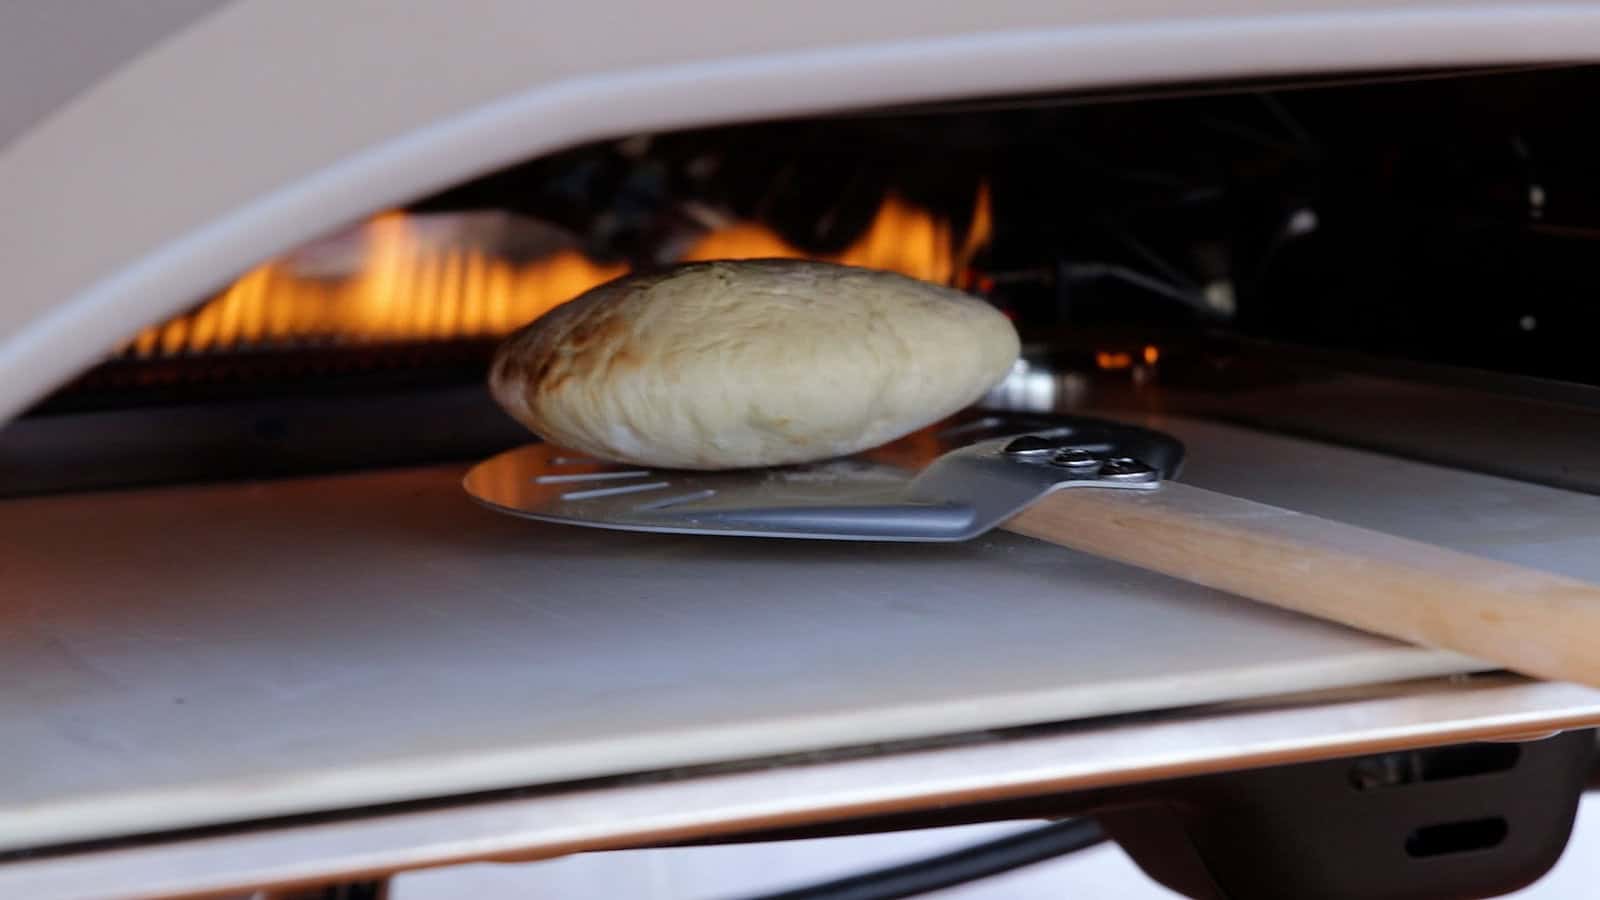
[1004, 482, 1600, 687]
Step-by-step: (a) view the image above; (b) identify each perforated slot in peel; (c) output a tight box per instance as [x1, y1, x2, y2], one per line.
[635, 489, 717, 511]
[561, 481, 670, 501]
[1405, 817, 1509, 858]
[936, 417, 1008, 440]
[534, 470, 652, 484]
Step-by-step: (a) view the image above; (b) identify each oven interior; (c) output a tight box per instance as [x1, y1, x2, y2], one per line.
[11, 64, 1600, 497]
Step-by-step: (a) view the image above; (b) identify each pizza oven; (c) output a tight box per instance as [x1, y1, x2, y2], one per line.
[8, 4, 1600, 899]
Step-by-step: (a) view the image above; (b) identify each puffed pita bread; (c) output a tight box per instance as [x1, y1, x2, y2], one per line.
[490, 259, 1019, 469]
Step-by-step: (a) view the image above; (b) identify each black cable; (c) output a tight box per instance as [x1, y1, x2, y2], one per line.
[731, 817, 1107, 900]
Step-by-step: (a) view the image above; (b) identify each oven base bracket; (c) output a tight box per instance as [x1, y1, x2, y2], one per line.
[1102, 730, 1595, 900]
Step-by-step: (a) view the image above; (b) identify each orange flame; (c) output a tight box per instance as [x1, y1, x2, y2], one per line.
[1095, 351, 1133, 371]
[683, 185, 993, 284]
[125, 186, 993, 358]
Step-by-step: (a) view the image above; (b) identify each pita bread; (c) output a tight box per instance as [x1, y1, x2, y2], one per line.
[490, 259, 1019, 469]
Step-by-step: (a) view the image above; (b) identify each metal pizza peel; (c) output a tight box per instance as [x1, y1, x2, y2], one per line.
[464, 411, 1182, 541]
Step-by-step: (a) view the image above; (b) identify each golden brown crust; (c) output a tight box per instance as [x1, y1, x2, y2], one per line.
[491, 266, 676, 443]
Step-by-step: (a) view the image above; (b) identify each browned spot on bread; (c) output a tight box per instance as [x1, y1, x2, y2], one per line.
[565, 317, 603, 351]
[487, 350, 517, 393]
[530, 301, 635, 394]
[609, 345, 643, 374]
[525, 353, 562, 396]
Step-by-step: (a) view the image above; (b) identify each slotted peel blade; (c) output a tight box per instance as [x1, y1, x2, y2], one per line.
[463, 411, 1186, 541]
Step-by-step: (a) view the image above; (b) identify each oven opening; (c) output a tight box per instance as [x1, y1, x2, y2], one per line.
[10, 63, 1600, 496]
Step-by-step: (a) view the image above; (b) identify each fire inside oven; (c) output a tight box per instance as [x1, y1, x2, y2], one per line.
[109, 188, 991, 370]
[11, 64, 1600, 495]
